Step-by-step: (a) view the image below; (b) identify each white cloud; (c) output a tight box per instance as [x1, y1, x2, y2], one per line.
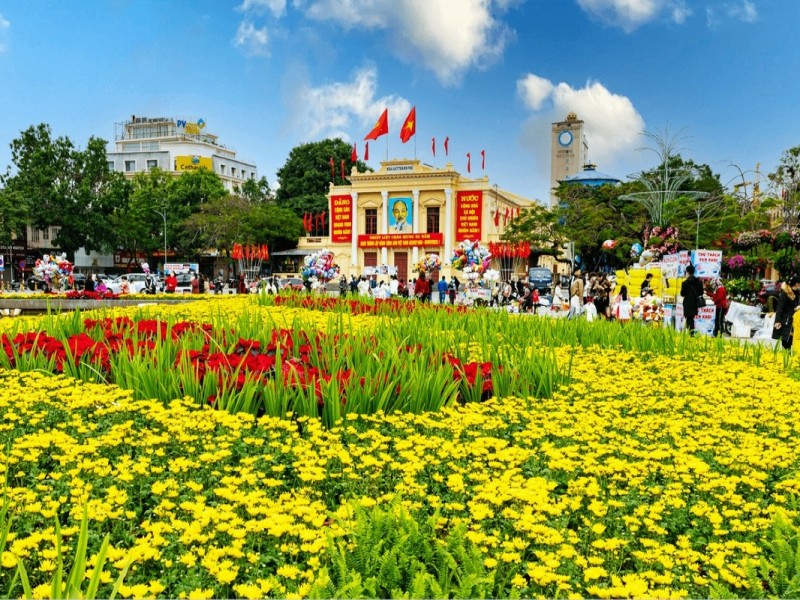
[517, 74, 555, 111]
[727, 0, 758, 22]
[576, 0, 692, 31]
[233, 21, 270, 57]
[297, 0, 515, 85]
[0, 13, 8, 53]
[517, 73, 646, 199]
[238, 0, 287, 18]
[285, 65, 411, 142]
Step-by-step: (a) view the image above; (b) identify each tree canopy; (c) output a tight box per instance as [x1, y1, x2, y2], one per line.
[275, 138, 369, 216]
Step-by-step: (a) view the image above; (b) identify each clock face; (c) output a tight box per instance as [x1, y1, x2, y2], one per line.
[558, 130, 573, 147]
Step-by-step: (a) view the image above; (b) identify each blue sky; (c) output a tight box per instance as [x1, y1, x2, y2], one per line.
[0, 0, 797, 204]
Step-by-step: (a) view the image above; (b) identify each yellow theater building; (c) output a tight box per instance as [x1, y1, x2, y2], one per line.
[291, 159, 536, 282]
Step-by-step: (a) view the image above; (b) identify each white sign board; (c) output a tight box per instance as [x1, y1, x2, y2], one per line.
[691, 249, 722, 279]
[165, 262, 199, 274]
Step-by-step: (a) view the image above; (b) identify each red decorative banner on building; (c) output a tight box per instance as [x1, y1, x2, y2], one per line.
[330, 194, 353, 243]
[358, 233, 443, 249]
[455, 190, 483, 241]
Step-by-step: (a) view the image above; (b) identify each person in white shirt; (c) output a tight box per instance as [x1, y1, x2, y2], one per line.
[357, 277, 370, 297]
[389, 275, 399, 296]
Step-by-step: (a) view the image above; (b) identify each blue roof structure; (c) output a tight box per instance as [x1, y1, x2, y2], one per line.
[561, 164, 621, 187]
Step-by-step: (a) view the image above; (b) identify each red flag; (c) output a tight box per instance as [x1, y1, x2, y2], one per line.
[466, 153, 471, 173]
[481, 149, 485, 170]
[351, 144, 357, 162]
[341, 159, 346, 180]
[303, 213, 309, 231]
[400, 106, 416, 143]
[432, 137, 436, 157]
[319, 211, 326, 228]
[364, 141, 369, 161]
[493, 209, 500, 227]
[504, 207, 510, 225]
[444, 137, 449, 156]
[364, 108, 388, 140]
[329, 157, 334, 180]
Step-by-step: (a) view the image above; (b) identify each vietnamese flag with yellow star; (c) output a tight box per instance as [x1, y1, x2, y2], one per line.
[400, 106, 416, 143]
[364, 109, 388, 140]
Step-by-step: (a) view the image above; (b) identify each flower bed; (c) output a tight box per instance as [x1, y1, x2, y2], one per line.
[0, 296, 799, 597]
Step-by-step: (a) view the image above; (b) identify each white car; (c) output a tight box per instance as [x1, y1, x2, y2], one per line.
[106, 273, 153, 294]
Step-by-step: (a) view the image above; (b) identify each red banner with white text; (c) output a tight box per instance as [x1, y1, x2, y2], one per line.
[455, 191, 483, 242]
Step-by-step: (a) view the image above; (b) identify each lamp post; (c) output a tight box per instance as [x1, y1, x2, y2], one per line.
[152, 206, 167, 272]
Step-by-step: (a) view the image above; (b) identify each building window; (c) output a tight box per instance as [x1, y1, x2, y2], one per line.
[146, 159, 158, 170]
[363, 251, 378, 268]
[107, 161, 114, 172]
[231, 167, 237, 178]
[125, 160, 136, 172]
[365, 208, 378, 235]
[42, 227, 49, 241]
[426, 207, 440, 233]
[220, 164, 226, 175]
[251, 172, 256, 180]
[31, 228, 40, 243]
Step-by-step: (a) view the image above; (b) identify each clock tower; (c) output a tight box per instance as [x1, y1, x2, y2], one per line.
[550, 112, 588, 207]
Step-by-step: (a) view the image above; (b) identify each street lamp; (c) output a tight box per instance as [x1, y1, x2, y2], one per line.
[152, 206, 167, 272]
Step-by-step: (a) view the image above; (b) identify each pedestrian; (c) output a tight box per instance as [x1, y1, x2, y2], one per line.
[190, 273, 200, 294]
[339, 275, 348, 297]
[389, 275, 399, 296]
[95, 278, 108, 294]
[84, 274, 95, 293]
[237, 273, 247, 294]
[437, 276, 448, 304]
[416, 272, 432, 303]
[680, 265, 705, 335]
[709, 278, 729, 336]
[119, 276, 130, 295]
[164, 271, 178, 294]
[349, 275, 358, 295]
[408, 278, 416, 299]
[532, 288, 540, 314]
[640, 273, 654, 297]
[569, 270, 585, 313]
[613, 285, 632, 325]
[214, 270, 225, 294]
[448, 279, 457, 304]
[772, 277, 800, 350]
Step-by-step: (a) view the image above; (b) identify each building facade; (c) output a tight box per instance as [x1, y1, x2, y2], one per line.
[550, 112, 588, 207]
[293, 159, 534, 283]
[106, 115, 258, 192]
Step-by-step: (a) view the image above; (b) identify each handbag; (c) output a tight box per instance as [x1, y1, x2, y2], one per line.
[697, 294, 707, 308]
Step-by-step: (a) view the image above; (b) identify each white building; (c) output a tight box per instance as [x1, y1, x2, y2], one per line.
[106, 115, 258, 192]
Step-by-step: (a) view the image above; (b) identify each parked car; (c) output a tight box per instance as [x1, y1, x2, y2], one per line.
[757, 280, 780, 311]
[106, 273, 155, 294]
[279, 277, 305, 292]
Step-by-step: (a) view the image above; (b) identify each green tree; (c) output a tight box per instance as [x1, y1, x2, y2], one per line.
[167, 168, 227, 257]
[237, 176, 273, 203]
[500, 202, 565, 266]
[554, 181, 649, 271]
[182, 194, 304, 253]
[3, 124, 127, 258]
[275, 139, 369, 216]
[767, 145, 800, 230]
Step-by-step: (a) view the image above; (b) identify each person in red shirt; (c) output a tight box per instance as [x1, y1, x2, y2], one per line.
[416, 272, 432, 303]
[709, 278, 729, 336]
[164, 271, 178, 294]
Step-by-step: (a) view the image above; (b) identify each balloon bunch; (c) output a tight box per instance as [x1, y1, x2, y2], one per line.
[449, 240, 492, 274]
[302, 249, 340, 282]
[414, 253, 442, 274]
[33, 254, 72, 283]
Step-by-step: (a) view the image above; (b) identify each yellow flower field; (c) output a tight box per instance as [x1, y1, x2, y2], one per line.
[0, 297, 799, 598]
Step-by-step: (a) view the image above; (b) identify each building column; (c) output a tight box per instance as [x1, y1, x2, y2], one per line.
[411, 189, 420, 265]
[381, 191, 389, 234]
[412, 189, 420, 233]
[444, 188, 453, 259]
[350, 192, 358, 267]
